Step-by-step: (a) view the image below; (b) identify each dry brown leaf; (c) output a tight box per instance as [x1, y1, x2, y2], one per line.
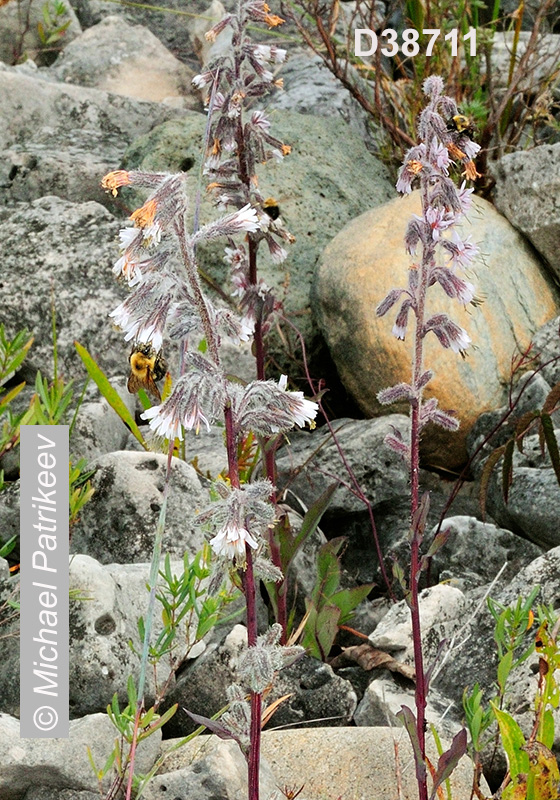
[329, 643, 415, 681]
[261, 693, 292, 727]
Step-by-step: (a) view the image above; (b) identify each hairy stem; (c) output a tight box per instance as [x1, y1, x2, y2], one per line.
[224, 402, 261, 800]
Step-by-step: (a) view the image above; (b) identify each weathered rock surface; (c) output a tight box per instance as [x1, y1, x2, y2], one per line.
[275, 415, 410, 516]
[313, 192, 560, 470]
[50, 16, 199, 106]
[433, 547, 560, 753]
[143, 736, 278, 800]
[0, 64, 180, 208]
[482, 430, 560, 549]
[70, 451, 209, 563]
[0, 555, 198, 718]
[492, 142, 560, 281]
[430, 515, 543, 588]
[260, 727, 488, 800]
[1, 197, 126, 381]
[0, 712, 160, 800]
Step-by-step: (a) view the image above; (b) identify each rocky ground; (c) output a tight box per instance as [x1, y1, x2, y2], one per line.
[1, 0, 560, 797]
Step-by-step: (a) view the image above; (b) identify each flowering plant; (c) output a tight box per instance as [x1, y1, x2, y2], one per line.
[376, 75, 481, 800]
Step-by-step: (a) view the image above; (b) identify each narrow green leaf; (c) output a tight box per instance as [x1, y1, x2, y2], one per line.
[74, 341, 147, 449]
[0, 381, 25, 412]
[285, 483, 337, 569]
[541, 709, 555, 750]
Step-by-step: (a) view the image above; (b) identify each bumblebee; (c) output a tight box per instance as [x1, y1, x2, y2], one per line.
[127, 343, 167, 402]
[262, 197, 281, 221]
[447, 113, 476, 138]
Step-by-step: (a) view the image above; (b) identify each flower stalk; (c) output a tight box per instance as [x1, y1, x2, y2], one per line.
[376, 75, 481, 800]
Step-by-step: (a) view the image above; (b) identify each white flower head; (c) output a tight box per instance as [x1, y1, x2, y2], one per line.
[210, 521, 259, 560]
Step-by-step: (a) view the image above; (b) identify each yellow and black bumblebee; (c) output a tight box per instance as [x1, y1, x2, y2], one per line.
[127, 343, 167, 402]
[262, 197, 281, 221]
[447, 113, 476, 139]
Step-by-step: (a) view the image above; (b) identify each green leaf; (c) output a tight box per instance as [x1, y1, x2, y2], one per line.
[75, 341, 147, 449]
[0, 381, 25, 413]
[281, 483, 337, 571]
[315, 603, 341, 661]
[491, 703, 530, 779]
[330, 583, 374, 624]
[312, 537, 345, 606]
[541, 709, 555, 750]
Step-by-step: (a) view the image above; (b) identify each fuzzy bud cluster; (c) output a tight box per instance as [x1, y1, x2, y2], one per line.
[192, 0, 294, 335]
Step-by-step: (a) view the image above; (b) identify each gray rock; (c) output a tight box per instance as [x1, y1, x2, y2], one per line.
[24, 789, 99, 800]
[492, 143, 560, 281]
[161, 624, 250, 738]
[354, 673, 462, 742]
[368, 584, 466, 666]
[260, 727, 488, 800]
[0, 481, 19, 551]
[489, 32, 560, 88]
[0, 64, 181, 208]
[1, 197, 126, 383]
[66, 0, 223, 61]
[70, 451, 209, 563]
[430, 516, 544, 589]
[485, 459, 560, 549]
[144, 737, 277, 800]
[69, 378, 137, 463]
[467, 370, 557, 471]
[50, 16, 200, 106]
[0, 711, 161, 800]
[533, 315, 560, 387]
[267, 50, 374, 151]
[275, 415, 410, 517]
[265, 654, 357, 729]
[433, 547, 560, 761]
[0, 554, 201, 717]
[0, 557, 10, 583]
[0, 0, 81, 66]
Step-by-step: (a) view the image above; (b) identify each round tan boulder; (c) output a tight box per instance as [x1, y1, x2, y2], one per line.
[313, 192, 560, 471]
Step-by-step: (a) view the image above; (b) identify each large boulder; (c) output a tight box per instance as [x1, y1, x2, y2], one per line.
[0, 64, 181, 207]
[492, 142, 560, 282]
[49, 16, 199, 106]
[313, 192, 560, 470]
